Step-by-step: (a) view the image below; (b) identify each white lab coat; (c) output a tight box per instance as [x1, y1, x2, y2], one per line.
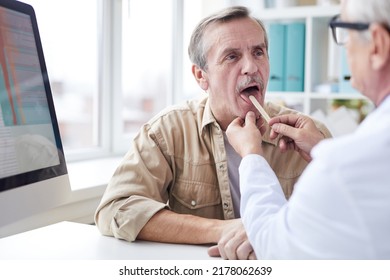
[240, 96, 390, 259]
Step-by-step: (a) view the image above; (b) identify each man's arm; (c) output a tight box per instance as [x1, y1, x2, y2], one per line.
[138, 209, 255, 260]
[137, 209, 225, 244]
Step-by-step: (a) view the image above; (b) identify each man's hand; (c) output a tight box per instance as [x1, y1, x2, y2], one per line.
[207, 219, 256, 260]
[269, 114, 325, 162]
[226, 111, 263, 157]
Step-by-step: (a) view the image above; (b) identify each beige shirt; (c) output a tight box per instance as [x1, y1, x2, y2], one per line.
[95, 96, 331, 242]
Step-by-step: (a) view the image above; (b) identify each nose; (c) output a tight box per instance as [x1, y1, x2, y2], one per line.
[241, 55, 258, 75]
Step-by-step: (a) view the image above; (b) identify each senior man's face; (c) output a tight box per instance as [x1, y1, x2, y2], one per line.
[200, 18, 270, 130]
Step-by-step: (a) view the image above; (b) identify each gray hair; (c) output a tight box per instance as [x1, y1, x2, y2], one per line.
[188, 6, 268, 70]
[346, 0, 390, 41]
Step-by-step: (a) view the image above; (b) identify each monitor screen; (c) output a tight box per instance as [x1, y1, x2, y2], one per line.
[0, 0, 70, 232]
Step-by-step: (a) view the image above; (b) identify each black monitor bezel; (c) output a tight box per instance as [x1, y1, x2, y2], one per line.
[0, 0, 67, 192]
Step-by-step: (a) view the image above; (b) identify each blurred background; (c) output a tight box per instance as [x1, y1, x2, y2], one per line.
[23, 0, 370, 164]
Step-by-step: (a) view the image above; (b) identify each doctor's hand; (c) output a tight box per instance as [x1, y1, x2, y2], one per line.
[226, 111, 263, 157]
[269, 114, 325, 162]
[208, 219, 256, 260]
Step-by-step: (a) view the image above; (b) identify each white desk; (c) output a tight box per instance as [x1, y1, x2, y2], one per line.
[0, 222, 215, 260]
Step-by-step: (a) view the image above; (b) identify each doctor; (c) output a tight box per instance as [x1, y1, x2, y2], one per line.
[224, 0, 390, 259]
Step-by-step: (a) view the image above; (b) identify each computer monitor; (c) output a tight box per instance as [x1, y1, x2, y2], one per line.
[0, 0, 71, 234]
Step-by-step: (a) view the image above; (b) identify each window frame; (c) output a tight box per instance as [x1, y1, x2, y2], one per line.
[109, 0, 182, 155]
[65, 0, 181, 161]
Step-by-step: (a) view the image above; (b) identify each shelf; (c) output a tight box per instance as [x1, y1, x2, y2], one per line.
[259, 3, 371, 123]
[266, 92, 305, 98]
[266, 92, 367, 100]
[309, 93, 367, 100]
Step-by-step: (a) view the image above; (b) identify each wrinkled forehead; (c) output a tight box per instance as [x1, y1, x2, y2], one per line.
[203, 18, 266, 52]
[341, 0, 356, 21]
[340, 0, 348, 18]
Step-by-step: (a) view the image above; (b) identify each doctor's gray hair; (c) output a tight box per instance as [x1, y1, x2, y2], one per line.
[346, 0, 390, 42]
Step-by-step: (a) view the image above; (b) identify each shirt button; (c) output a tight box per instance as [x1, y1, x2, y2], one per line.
[191, 200, 196, 207]
[223, 202, 228, 208]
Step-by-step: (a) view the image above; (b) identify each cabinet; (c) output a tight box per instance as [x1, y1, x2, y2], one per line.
[257, 5, 372, 134]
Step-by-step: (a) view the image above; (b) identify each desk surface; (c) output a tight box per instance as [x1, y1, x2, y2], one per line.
[0, 222, 215, 260]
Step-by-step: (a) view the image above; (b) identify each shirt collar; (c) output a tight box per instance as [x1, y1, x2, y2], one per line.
[200, 96, 278, 146]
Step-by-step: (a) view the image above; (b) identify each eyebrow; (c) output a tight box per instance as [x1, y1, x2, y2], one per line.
[219, 47, 240, 57]
[219, 43, 267, 57]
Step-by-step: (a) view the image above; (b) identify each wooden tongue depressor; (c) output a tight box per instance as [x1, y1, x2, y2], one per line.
[249, 95, 271, 124]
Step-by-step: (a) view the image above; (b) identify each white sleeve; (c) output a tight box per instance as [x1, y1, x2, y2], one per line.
[239, 154, 287, 219]
[239, 150, 370, 259]
[239, 154, 288, 259]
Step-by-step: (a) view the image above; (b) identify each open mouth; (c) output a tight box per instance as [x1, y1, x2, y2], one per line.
[241, 85, 260, 95]
[239, 84, 261, 104]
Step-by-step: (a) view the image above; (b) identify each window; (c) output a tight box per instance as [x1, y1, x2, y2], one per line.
[23, 0, 100, 155]
[120, 0, 173, 136]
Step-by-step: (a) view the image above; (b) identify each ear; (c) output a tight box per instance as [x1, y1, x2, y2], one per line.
[192, 64, 209, 91]
[370, 23, 390, 70]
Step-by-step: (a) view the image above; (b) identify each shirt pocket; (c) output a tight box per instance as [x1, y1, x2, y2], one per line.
[169, 179, 223, 219]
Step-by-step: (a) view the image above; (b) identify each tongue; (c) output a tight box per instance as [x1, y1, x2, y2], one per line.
[240, 93, 253, 104]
